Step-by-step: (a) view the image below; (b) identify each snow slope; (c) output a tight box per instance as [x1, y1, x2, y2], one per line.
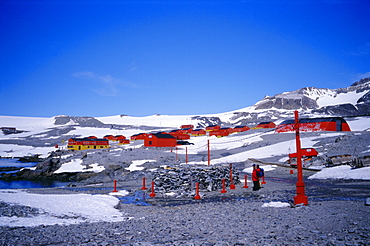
[0, 190, 128, 227]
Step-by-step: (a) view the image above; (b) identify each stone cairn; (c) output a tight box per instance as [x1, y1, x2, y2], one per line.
[152, 165, 240, 196]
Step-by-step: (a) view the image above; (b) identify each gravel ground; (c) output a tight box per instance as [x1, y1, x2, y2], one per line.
[1, 167, 370, 246]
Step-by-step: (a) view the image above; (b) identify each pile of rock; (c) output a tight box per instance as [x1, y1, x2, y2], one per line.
[152, 164, 240, 195]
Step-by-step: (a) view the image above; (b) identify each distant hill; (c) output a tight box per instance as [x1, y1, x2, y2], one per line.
[1, 77, 370, 164]
[192, 77, 370, 127]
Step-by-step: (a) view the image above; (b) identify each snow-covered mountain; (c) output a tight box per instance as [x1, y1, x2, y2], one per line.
[255, 77, 370, 111]
[1, 77, 370, 159]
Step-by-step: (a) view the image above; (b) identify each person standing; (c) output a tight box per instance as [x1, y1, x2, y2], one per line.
[252, 164, 260, 191]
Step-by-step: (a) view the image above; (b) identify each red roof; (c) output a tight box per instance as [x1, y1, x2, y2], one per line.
[255, 122, 276, 129]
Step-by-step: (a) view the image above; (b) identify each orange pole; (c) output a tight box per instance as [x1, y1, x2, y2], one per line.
[221, 178, 227, 193]
[229, 163, 235, 189]
[194, 182, 201, 200]
[294, 110, 308, 205]
[112, 180, 118, 192]
[141, 177, 147, 190]
[243, 175, 249, 188]
[261, 175, 266, 185]
[149, 181, 156, 198]
[186, 147, 188, 164]
[207, 139, 210, 166]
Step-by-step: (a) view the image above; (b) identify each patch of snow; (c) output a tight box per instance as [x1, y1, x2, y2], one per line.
[262, 201, 291, 208]
[308, 165, 370, 180]
[109, 190, 130, 196]
[316, 90, 369, 108]
[125, 160, 156, 172]
[347, 117, 370, 131]
[211, 136, 317, 165]
[0, 144, 54, 158]
[54, 160, 104, 174]
[0, 190, 127, 227]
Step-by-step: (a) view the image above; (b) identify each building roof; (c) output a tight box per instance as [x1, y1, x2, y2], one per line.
[150, 133, 176, 139]
[279, 117, 347, 125]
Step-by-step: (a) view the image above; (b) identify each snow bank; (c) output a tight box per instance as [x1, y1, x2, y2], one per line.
[316, 90, 368, 108]
[308, 165, 370, 180]
[0, 144, 54, 158]
[347, 117, 370, 131]
[0, 190, 128, 227]
[262, 201, 291, 208]
[54, 159, 105, 174]
[211, 136, 317, 165]
[126, 160, 156, 171]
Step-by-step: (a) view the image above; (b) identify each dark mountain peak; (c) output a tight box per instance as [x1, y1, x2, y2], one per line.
[351, 77, 370, 87]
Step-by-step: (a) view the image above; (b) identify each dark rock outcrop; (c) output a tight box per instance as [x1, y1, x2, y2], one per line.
[255, 95, 318, 110]
[191, 116, 222, 128]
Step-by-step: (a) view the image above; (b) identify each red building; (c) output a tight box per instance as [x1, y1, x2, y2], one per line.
[179, 128, 193, 134]
[275, 117, 351, 133]
[180, 124, 194, 129]
[289, 148, 318, 159]
[233, 125, 250, 132]
[113, 135, 126, 141]
[206, 125, 221, 132]
[118, 139, 130, 145]
[190, 129, 207, 136]
[288, 148, 319, 167]
[103, 135, 115, 140]
[130, 133, 148, 141]
[209, 128, 230, 137]
[255, 122, 276, 129]
[168, 130, 190, 140]
[67, 138, 109, 151]
[144, 133, 177, 147]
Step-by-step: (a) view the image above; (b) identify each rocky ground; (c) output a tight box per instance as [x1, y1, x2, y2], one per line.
[1, 166, 370, 246]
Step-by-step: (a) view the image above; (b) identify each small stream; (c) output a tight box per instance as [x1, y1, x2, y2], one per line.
[0, 158, 67, 189]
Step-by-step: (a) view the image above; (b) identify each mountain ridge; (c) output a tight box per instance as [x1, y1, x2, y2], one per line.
[1, 77, 369, 130]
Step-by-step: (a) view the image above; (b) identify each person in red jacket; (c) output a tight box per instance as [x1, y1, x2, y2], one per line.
[252, 164, 260, 191]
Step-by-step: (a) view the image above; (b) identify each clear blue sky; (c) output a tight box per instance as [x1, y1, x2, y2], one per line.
[1, 0, 369, 117]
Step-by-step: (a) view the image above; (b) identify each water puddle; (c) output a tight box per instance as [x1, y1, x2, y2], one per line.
[118, 190, 152, 206]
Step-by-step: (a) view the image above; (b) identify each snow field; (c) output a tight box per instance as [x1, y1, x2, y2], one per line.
[0, 190, 128, 227]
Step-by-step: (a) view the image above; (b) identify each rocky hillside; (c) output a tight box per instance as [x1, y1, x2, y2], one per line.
[225, 77, 370, 127]
[1, 77, 370, 160]
[20, 77, 370, 130]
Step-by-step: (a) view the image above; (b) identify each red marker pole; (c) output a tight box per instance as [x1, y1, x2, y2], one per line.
[186, 147, 188, 164]
[112, 179, 118, 192]
[229, 164, 235, 189]
[293, 110, 308, 206]
[141, 177, 147, 190]
[194, 182, 201, 200]
[149, 181, 156, 198]
[261, 175, 266, 185]
[243, 175, 249, 188]
[207, 140, 211, 166]
[221, 178, 227, 193]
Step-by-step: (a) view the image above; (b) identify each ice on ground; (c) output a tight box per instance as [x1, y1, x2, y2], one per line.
[54, 159, 105, 174]
[0, 190, 128, 227]
[109, 190, 130, 196]
[126, 160, 156, 171]
[308, 165, 370, 180]
[262, 201, 291, 208]
[0, 144, 55, 158]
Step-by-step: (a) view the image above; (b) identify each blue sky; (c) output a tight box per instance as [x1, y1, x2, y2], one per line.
[1, 0, 369, 117]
